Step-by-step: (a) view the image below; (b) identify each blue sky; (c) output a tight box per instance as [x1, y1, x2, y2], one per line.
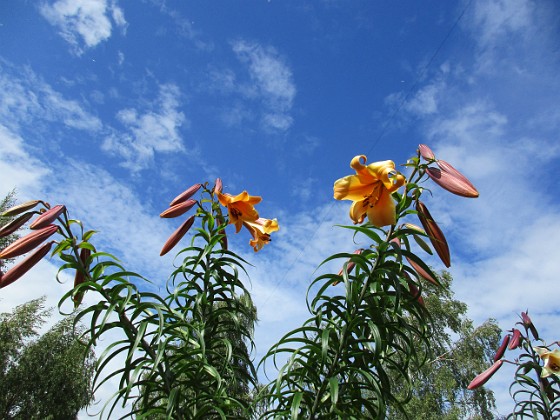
[1, 0, 560, 417]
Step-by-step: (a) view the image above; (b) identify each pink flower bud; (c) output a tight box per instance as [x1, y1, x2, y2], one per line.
[0, 241, 54, 288]
[213, 178, 223, 194]
[406, 256, 440, 286]
[1, 200, 41, 217]
[418, 144, 436, 160]
[160, 215, 195, 256]
[468, 360, 503, 390]
[508, 328, 522, 350]
[521, 311, 540, 340]
[160, 199, 197, 218]
[0, 225, 59, 259]
[494, 335, 511, 361]
[0, 212, 34, 238]
[169, 183, 202, 207]
[426, 160, 479, 198]
[415, 201, 450, 268]
[29, 205, 65, 230]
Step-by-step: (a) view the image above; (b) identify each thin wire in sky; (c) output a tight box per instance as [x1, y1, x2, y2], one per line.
[259, 0, 474, 306]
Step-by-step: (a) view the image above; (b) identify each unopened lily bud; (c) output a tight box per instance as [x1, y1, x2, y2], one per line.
[427, 160, 479, 198]
[1, 200, 41, 217]
[0, 241, 54, 288]
[418, 144, 436, 161]
[0, 225, 59, 259]
[508, 328, 522, 350]
[406, 256, 439, 286]
[160, 215, 195, 256]
[29, 205, 65, 230]
[169, 183, 202, 207]
[521, 311, 540, 340]
[160, 199, 197, 218]
[468, 360, 503, 390]
[213, 178, 223, 194]
[406, 278, 424, 306]
[72, 247, 92, 306]
[494, 335, 511, 361]
[333, 249, 363, 286]
[0, 212, 34, 238]
[415, 201, 450, 268]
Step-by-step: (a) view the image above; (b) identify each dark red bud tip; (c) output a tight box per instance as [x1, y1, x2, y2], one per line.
[468, 360, 503, 390]
[213, 178, 223, 194]
[160, 215, 196, 256]
[521, 311, 532, 327]
[169, 184, 202, 207]
[494, 335, 511, 361]
[0, 212, 34, 238]
[0, 241, 54, 288]
[418, 144, 436, 160]
[0, 225, 59, 259]
[160, 199, 197, 218]
[508, 328, 522, 350]
[29, 205, 65, 230]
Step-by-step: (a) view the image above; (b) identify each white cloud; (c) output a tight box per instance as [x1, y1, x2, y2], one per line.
[232, 40, 296, 131]
[102, 84, 187, 171]
[0, 62, 102, 134]
[40, 0, 127, 54]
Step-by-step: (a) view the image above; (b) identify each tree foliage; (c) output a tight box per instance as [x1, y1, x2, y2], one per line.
[0, 297, 95, 419]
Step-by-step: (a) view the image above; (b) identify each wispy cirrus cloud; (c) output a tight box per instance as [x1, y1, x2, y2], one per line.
[39, 0, 127, 55]
[102, 83, 187, 172]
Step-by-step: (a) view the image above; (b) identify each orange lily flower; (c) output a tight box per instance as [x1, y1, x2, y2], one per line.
[534, 347, 560, 378]
[243, 218, 279, 252]
[217, 191, 261, 232]
[334, 155, 405, 227]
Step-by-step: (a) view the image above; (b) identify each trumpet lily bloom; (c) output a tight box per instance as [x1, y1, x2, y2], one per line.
[243, 218, 279, 252]
[217, 191, 261, 232]
[534, 347, 560, 378]
[333, 156, 405, 227]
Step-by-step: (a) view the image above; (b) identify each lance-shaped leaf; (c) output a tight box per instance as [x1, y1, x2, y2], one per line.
[169, 183, 202, 206]
[0, 224, 59, 259]
[160, 199, 197, 218]
[494, 335, 511, 361]
[418, 144, 435, 161]
[426, 160, 479, 198]
[467, 360, 503, 390]
[29, 204, 65, 229]
[0, 212, 33, 238]
[416, 200, 450, 267]
[0, 241, 54, 288]
[160, 215, 195, 256]
[1, 200, 41, 217]
[508, 328, 522, 350]
[72, 247, 92, 307]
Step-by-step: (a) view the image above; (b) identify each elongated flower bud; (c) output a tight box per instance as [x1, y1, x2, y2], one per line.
[521, 311, 540, 340]
[160, 199, 197, 218]
[29, 204, 65, 230]
[418, 144, 436, 160]
[333, 249, 363, 286]
[494, 335, 511, 361]
[406, 256, 440, 286]
[0, 241, 54, 288]
[72, 247, 92, 306]
[1, 200, 42, 217]
[508, 328, 522, 350]
[406, 278, 424, 306]
[0, 212, 33, 238]
[416, 201, 450, 267]
[468, 360, 503, 390]
[213, 178, 223, 194]
[426, 160, 479, 198]
[160, 215, 195, 256]
[0, 225, 59, 259]
[169, 184, 202, 207]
